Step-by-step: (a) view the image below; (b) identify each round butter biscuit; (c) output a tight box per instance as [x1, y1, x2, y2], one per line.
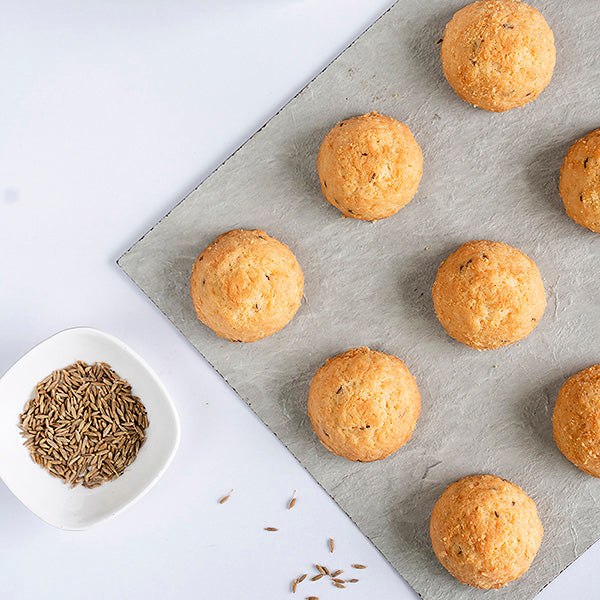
[317, 112, 423, 221]
[440, 0, 555, 112]
[430, 474, 543, 589]
[190, 229, 303, 342]
[432, 240, 546, 350]
[308, 347, 420, 462]
[553, 365, 600, 477]
[559, 128, 600, 234]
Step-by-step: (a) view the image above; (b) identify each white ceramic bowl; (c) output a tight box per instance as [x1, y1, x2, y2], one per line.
[0, 327, 180, 530]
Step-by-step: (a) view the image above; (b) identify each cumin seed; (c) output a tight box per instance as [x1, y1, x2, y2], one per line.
[288, 491, 297, 510]
[219, 490, 233, 504]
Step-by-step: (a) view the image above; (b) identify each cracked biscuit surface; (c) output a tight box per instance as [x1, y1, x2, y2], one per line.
[317, 112, 423, 221]
[559, 128, 600, 234]
[307, 347, 420, 462]
[430, 474, 543, 589]
[432, 240, 546, 350]
[190, 229, 303, 342]
[553, 365, 600, 477]
[440, 0, 555, 112]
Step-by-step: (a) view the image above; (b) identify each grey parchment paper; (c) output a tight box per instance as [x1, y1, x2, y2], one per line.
[118, 1, 600, 598]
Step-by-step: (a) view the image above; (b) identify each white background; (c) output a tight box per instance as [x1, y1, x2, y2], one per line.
[0, 1, 596, 598]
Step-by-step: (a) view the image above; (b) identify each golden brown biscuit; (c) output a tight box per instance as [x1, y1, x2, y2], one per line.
[307, 347, 420, 462]
[553, 365, 600, 477]
[440, 0, 556, 112]
[432, 240, 546, 350]
[559, 128, 600, 234]
[190, 229, 303, 342]
[430, 474, 543, 589]
[317, 112, 423, 221]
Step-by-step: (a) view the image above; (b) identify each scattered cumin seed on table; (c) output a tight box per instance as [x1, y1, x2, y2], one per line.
[310, 574, 323, 582]
[218, 490, 233, 504]
[352, 564, 367, 569]
[306, 597, 319, 600]
[347, 578, 359, 583]
[332, 578, 345, 584]
[333, 582, 346, 589]
[297, 574, 307, 583]
[329, 538, 335, 553]
[331, 569, 343, 578]
[264, 527, 278, 531]
[288, 491, 297, 509]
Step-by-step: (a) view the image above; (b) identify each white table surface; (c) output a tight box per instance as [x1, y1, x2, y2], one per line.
[0, 1, 596, 598]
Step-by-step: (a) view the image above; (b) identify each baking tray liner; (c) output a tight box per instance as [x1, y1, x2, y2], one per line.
[118, 1, 600, 597]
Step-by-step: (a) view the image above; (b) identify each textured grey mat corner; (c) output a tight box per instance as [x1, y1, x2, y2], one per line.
[118, 1, 600, 598]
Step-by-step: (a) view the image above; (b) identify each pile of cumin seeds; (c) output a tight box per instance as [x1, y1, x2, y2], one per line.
[18, 361, 149, 489]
